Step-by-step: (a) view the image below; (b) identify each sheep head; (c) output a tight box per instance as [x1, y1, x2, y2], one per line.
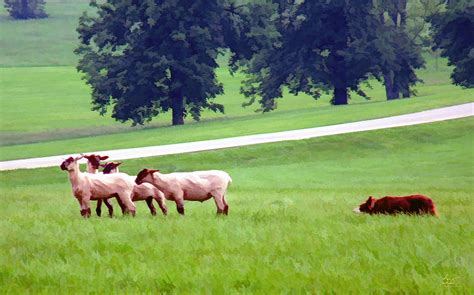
[102, 162, 122, 174]
[82, 154, 109, 169]
[60, 156, 83, 171]
[135, 168, 159, 185]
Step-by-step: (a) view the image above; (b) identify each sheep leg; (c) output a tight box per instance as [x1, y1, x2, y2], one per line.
[153, 190, 168, 216]
[156, 197, 168, 216]
[115, 196, 126, 215]
[104, 199, 114, 217]
[214, 197, 225, 214]
[145, 197, 157, 216]
[213, 192, 226, 215]
[223, 195, 229, 215]
[118, 193, 136, 217]
[80, 197, 92, 218]
[175, 197, 185, 215]
[96, 199, 102, 217]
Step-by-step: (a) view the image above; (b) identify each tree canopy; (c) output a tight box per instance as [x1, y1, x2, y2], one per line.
[374, 0, 425, 100]
[431, 0, 474, 88]
[75, 0, 471, 126]
[76, 0, 240, 125]
[231, 0, 382, 108]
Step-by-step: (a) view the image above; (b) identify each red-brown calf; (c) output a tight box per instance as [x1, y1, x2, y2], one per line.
[354, 195, 438, 216]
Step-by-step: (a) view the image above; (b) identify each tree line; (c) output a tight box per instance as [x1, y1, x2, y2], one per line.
[73, 0, 473, 126]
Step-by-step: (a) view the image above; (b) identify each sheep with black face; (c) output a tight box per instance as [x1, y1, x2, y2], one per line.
[82, 154, 116, 217]
[100, 162, 168, 216]
[135, 168, 232, 215]
[60, 156, 136, 217]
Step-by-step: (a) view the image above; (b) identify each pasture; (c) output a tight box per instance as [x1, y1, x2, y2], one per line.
[1, 0, 473, 161]
[1, 0, 473, 293]
[0, 118, 473, 293]
[1, 62, 473, 161]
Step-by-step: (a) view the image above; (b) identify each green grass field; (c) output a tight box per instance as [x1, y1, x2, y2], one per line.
[0, 58, 472, 161]
[1, 0, 473, 162]
[0, 0, 91, 67]
[0, 118, 472, 293]
[1, 1, 473, 293]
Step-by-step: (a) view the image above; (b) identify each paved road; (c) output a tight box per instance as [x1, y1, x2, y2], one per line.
[1, 102, 472, 171]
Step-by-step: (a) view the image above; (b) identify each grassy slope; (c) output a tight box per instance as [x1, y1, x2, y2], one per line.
[1, 1, 473, 161]
[0, 0, 90, 67]
[0, 118, 472, 293]
[1, 57, 473, 161]
[1, 90, 473, 162]
[1, 62, 472, 136]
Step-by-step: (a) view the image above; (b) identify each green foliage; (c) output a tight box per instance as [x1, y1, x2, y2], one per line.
[373, 1, 426, 100]
[0, 118, 472, 292]
[4, 0, 47, 19]
[1, 53, 473, 160]
[406, 0, 444, 48]
[232, 1, 385, 107]
[75, 0, 243, 125]
[431, 0, 474, 88]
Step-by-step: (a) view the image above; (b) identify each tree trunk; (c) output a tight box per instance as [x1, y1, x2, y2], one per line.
[170, 67, 185, 125]
[20, 0, 28, 19]
[398, 0, 408, 28]
[384, 72, 400, 100]
[171, 95, 184, 125]
[400, 85, 410, 98]
[333, 87, 348, 105]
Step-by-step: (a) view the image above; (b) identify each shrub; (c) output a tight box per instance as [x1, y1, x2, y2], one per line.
[4, 0, 47, 20]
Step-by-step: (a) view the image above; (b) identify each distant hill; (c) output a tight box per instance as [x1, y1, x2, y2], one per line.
[0, 0, 91, 67]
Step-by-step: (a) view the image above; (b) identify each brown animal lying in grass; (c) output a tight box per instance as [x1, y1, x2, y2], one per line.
[353, 195, 438, 216]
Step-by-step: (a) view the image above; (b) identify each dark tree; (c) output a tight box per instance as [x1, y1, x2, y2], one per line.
[374, 0, 425, 100]
[431, 1, 474, 88]
[76, 0, 240, 126]
[230, 0, 381, 109]
[4, 0, 47, 19]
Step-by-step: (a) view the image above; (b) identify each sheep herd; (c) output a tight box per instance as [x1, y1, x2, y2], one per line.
[60, 154, 232, 217]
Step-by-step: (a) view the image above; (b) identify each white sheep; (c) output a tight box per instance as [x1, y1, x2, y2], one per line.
[101, 162, 168, 216]
[82, 154, 109, 174]
[82, 154, 116, 217]
[135, 168, 232, 215]
[60, 156, 136, 217]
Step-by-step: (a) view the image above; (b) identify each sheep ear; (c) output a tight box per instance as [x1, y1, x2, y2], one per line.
[115, 162, 122, 167]
[149, 169, 159, 174]
[75, 155, 84, 161]
[100, 156, 109, 160]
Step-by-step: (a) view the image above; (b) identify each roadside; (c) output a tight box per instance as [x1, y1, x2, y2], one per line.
[1, 102, 472, 171]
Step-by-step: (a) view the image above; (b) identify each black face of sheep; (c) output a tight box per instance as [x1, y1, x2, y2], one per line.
[102, 162, 122, 174]
[60, 157, 75, 171]
[135, 169, 159, 185]
[83, 154, 109, 169]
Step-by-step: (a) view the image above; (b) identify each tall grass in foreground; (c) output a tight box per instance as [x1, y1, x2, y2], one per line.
[0, 118, 473, 293]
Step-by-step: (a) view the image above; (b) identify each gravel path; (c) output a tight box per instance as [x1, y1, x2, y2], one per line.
[1, 102, 472, 171]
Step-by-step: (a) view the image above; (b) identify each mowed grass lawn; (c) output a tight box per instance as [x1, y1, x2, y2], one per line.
[0, 0, 91, 67]
[1, 62, 473, 161]
[0, 118, 472, 293]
